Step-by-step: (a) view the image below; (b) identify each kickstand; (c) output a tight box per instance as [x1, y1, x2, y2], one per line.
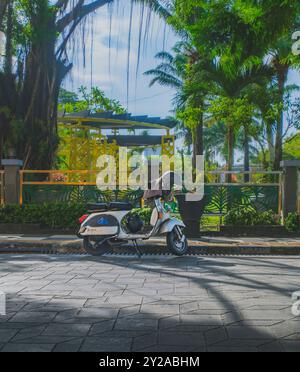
[132, 240, 142, 258]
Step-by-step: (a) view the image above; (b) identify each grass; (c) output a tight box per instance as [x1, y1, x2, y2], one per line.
[171, 213, 221, 232]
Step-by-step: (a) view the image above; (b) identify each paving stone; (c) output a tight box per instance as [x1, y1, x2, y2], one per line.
[123, 289, 157, 296]
[11, 335, 77, 344]
[68, 290, 106, 298]
[11, 325, 46, 341]
[0, 328, 19, 342]
[8, 311, 57, 323]
[207, 345, 257, 352]
[84, 297, 112, 309]
[226, 326, 275, 340]
[75, 308, 119, 319]
[46, 298, 87, 310]
[118, 305, 141, 318]
[205, 327, 228, 345]
[138, 344, 200, 352]
[89, 320, 115, 335]
[158, 332, 206, 347]
[42, 323, 91, 337]
[283, 333, 300, 340]
[1, 343, 54, 352]
[212, 338, 272, 347]
[131, 333, 157, 351]
[180, 314, 223, 326]
[140, 304, 179, 315]
[258, 342, 284, 352]
[80, 336, 132, 352]
[241, 309, 294, 321]
[280, 340, 300, 352]
[114, 317, 158, 331]
[53, 339, 83, 352]
[270, 320, 300, 339]
[106, 296, 143, 305]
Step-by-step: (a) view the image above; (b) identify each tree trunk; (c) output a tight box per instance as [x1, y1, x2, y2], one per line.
[192, 114, 204, 174]
[227, 125, 234, 183]
[274, 106, 284, 171]
[195, 119, 204, 156]
[273, 62, 289, 171]
[20, 11, 73, 169]
[0, 0, 9, 28]
[266, 122, 275, 166]
[21, 45, 71, 168]
[4, 0, 13, 75]
[244, 126, 250, 183]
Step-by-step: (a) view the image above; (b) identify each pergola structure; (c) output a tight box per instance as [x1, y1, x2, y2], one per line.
[57, 111, 177, 172]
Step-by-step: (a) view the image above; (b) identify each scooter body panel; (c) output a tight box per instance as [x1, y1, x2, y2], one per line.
[78, 210, 129, 237]
[158, 218, 186, 236]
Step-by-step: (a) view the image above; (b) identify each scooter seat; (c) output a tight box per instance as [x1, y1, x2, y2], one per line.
[109, 202, 133, 211]
[87, 202, 133, 212]
[87, 203, 108, 212]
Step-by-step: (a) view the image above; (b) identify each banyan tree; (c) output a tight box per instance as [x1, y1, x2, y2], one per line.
[0, 0, 170, 169]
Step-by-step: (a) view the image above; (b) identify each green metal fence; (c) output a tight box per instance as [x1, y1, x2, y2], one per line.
[20, 170, 144, 207]
[22, 184, 144, 207]
[20, 170, 283, 219]
[203, 171, 282, 216]
[204, 184, 280, 214]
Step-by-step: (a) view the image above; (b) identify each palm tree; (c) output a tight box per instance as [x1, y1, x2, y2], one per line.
[144, 42, 206, 170]
[204, 59, 273, 180]
[269, 35, 298, 170]
[144, 47, 185, 99]
[203, 122, 227, 165]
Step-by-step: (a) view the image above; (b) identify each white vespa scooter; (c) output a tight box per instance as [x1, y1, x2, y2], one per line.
[78, 197, 188, 256]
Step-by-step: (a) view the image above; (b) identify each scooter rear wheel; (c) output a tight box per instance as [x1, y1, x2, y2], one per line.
[83, 237, 109, 256]
[167, 228, 188, 256]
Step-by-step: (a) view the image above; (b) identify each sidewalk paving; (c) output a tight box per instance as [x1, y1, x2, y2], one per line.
[0, 253, 299, 352]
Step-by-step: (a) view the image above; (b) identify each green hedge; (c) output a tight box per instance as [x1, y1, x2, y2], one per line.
[0, 203, 153, 230]
[284, 213, 300, 232]
[224, 208, 279, 226]
[0, 203, 86, 230]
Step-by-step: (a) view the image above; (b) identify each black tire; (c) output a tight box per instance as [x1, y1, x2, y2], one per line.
[83, 237, 109, 256]
[167, 228, 188, 256]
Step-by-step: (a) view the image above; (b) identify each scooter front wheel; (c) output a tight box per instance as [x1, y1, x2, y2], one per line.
[167, 228, 189, 256]
[83, 237, 109, 256]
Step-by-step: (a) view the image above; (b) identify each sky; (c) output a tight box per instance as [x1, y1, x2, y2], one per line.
[64, 1, 178, 119]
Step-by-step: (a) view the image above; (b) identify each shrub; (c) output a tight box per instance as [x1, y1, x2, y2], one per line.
[0, 204, 152, 230]
[224, 208, 278, 226]
[284, 213, 300, 232]
[0, 203, 86, 230]
[130, 208, 152, 225]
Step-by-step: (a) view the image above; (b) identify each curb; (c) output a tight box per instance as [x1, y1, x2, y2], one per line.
[0, 241, 84, 254]
[1, 240, 300, 255]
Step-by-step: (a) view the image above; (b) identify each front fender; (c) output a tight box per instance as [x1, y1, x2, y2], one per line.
[158, 218, 185, 235]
